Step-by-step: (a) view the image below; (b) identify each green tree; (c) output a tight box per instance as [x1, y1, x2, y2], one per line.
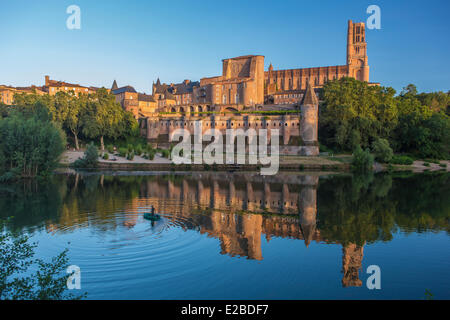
[82, 89, 136, 151]
[372, 138, 393, 163]
[0, 113, 66, 179]
[320, 77, 397, 151]
[351, 145, 374, 172]
[64, 94, 87, 150]
[73, 142, 99, 168]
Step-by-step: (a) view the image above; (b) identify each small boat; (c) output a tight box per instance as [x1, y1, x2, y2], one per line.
[144, 212, 161, 221]
[144, 205, 161, 221]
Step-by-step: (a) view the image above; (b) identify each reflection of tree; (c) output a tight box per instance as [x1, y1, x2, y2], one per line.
[317, 172, 450, 246]
[0, 178, 65, 232]
[1, 172, 448, 244]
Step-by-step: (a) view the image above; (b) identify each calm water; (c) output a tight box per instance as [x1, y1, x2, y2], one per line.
[1, 171, 449, 299]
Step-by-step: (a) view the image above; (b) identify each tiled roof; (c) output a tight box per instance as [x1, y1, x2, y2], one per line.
[47, 80, 88, 88]
[138, 93, 155, 102]
[112, 86, 137, 94]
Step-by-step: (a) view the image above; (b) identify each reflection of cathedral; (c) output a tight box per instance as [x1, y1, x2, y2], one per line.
[341, 244, 364, 287]
[129, 173, 364, 286]
[57, 173, 365, 287]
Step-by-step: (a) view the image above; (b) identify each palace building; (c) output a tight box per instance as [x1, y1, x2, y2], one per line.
[137, 20, 372, 155]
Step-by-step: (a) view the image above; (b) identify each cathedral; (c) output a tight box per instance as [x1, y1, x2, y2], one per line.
[114, 20, 373, 156]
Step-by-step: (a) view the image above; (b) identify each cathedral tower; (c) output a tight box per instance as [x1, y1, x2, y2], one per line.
[347, 20, 370, 82]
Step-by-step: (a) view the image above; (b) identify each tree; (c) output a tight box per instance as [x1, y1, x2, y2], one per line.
[64, 94, 87, 150]
[0, 112, 66, 179]
[320, 78, 449, 159]
[400, 84, 418, 97]
[82, 89, 134, 151]
[73, 142, 99, 168]
[351, 145, 374, 172]
[319, 77, 397, 151]
[372, 138, 393, 163]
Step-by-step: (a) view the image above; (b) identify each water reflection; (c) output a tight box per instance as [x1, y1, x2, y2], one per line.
[0, 171, 448, 290]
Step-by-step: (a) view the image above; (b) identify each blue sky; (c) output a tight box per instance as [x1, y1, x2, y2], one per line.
[1, 0, 449, 94]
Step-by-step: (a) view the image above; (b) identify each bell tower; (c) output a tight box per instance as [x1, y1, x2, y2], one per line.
[347, 20, 370, 82]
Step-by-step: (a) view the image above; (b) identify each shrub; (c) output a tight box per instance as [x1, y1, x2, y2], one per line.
[127, 144, 133, 153]
[372, 138, 393, 163]
[439, 163, 447, 168]
[390, 155, 414, 165]
[148, 151, 155, 160]
[127, 152, 134, 161]
[118, 147, 127, 157]
[103, 153, 109, 160]
[351, 145, 374, 172]
[84, 143, 99, 167]
[161, 149, 169, 158]
[135, 145, 143, 156]
[106, 144, 114, 154]
[423, 162, 430, 167]
[73, 143, 99, 168]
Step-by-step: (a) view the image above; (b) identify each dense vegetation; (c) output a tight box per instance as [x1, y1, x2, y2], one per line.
[12, 88, 138, 151]
[319, 78, 450, 160]
[0, 111, 66, 180]
[0, 89, 138, 179]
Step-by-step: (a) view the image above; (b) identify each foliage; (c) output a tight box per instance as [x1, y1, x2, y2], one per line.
[73, 142, 99, 168]
[372, 138, 393, 163]
[351, 145, 374, 172]
[81, 89, 136, 151]
[161, 149, 169, 158]
[319, 78, 450, 159]
[0, 220, 85, 300]
[0, 112, 66, 179]
[13, 89, 138, 152]
[118, 148, 127, 157]
[135, 145, 143, 156]
[390, 155, 414, 165]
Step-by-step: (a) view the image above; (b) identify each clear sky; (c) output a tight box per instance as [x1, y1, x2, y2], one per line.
[1, 0, 449, 94]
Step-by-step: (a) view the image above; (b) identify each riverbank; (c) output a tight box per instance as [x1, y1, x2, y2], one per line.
[59, 150, 449, 173]
[59, 150, 350, 172]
